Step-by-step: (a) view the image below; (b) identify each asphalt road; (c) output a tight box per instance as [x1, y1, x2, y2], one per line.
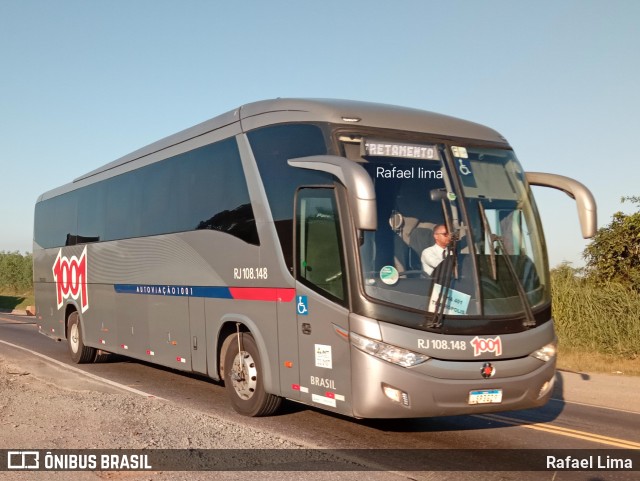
[1, 312, 639, 480]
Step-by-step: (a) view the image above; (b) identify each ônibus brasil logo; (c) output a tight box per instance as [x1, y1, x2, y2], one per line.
[52, 246, 89, 313]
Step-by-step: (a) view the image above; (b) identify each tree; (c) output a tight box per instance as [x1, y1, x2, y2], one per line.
[583, 196, 640, 290]
[0, 251, 32, 292]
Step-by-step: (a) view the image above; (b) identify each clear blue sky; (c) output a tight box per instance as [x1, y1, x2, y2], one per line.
[1, 0, 638, 267]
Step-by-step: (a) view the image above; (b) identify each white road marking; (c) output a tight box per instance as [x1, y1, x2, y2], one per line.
[0, 339, 167, 401]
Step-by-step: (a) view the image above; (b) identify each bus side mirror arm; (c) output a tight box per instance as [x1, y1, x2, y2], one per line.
[288, 155, 377, 230]
[525, 172, 597, 239]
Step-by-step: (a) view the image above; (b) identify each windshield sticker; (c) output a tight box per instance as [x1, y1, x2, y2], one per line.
[428, 283, 471, 315]
[458, 157, 477, 188]
[364, 140, 441, 160]
[457, 158, 473, 176]
[379, 266, 399, 285]
[451, 146, 468, 158]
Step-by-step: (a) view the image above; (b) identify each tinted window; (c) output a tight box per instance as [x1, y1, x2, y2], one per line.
[34, 137, 258, 248]
[248, 124, 331, 270]
[105, 168, 143, 240]
[34, 191, 78, 248]
[139, 158, 177, 236]
[183, 141, 258, 244]
[77, 183, 106, 243]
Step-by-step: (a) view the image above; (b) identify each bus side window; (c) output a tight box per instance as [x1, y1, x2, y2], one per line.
[296, 188, 346, 303]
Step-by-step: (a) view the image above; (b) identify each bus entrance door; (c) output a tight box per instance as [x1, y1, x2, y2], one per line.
[295, 187, 352, 416]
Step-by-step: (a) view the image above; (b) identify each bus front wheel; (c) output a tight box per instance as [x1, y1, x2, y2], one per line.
[67, 311, 96, 364]
[223, 332, 281, 417]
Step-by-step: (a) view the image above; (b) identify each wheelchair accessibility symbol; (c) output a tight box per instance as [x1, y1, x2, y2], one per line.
[297, 296, 309, 315]
[458, 158, 472, 176]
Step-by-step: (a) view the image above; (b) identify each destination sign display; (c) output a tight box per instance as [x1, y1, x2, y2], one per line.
[363, 139, 441, 161]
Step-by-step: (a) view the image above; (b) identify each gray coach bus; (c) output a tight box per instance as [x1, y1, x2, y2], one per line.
[33, 99, 596, 418]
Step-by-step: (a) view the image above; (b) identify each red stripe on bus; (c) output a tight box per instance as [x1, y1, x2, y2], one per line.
[228, 287, 296, 302]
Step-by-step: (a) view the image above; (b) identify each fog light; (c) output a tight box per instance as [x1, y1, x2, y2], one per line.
[537, 376, 555, 399]
[382, 383, 410, 406]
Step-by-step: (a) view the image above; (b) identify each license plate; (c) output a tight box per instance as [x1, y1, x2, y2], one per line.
[468, 389, 503, 405]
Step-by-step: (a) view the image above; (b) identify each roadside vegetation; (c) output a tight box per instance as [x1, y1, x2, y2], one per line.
[0, 251, 34, 310]
[1, 197, 638, 374]
[553, 196, 640, 375]
[552, 264, 640, 375]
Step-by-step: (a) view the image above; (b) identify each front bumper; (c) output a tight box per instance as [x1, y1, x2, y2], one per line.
[351, 346, 555, 418]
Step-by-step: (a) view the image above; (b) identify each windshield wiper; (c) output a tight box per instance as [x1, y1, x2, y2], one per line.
[425, 195, 459, 329]
[478, 203, 497, 280]
[477, 203, 536, 328]
[425, 234, 457, 329]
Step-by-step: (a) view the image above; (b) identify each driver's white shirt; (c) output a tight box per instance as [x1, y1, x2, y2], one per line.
[421, 244, 447, 275]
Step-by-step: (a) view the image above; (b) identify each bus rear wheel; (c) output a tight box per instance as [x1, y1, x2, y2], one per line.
[223, 332, 281, 417]
[67, 311, 96, 364]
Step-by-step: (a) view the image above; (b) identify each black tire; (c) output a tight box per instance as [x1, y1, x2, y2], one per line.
[223, 332, 281, 417]
[67, 311, 96, 364]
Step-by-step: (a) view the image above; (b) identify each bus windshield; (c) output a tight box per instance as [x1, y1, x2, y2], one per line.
[354, 139, 550, 323]
[456, 146, 550, 316]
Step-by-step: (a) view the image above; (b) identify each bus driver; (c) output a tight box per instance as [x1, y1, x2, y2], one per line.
[421, 224, 450, 275]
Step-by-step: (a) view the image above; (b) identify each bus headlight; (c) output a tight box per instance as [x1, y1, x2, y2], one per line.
[531, 341, 557, 362]
[350, 332, 430, 367]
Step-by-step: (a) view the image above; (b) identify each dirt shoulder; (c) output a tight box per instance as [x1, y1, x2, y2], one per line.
[555, 368, 640, 414]
[0, 352, 304, 451]
[0, 349, 389, 481]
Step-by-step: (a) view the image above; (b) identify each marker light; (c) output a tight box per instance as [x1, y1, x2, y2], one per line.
[350, 332, 430, 367]
[531, 341, 557, 362]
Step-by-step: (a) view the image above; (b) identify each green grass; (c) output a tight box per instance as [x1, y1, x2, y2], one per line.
[551, 267, 640, 359]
